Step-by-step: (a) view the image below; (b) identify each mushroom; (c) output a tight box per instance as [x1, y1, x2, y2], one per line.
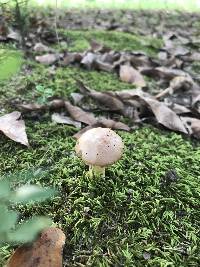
[75, 127, 124, 177]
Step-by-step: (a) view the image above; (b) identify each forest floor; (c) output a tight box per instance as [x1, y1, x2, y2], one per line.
[0, 9, 199, 267]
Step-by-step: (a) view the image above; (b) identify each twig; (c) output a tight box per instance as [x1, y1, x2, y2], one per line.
[155, 87, 171, 99]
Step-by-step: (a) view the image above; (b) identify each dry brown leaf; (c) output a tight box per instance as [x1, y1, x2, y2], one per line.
[141, 66, 188, 80]
[33, 42, 52, 52]
[114, 89, 188, 134]
[192, 94, 200, 114]
[167, 103, 191, 114]
[181, 117, 200, 139]
[89, 39, 111, 53]
[0, 111, 29, 146]
[98, 117, 130, 131]
[89, 92, 124, 111]
[35, 53, 60, 65]
[65, 101, 97, 125]
[73, 118, 130, 139]
[18, 100, 65, 111]
[144, 98, 188, 133]
[52, 113, 81, 128]
[6, 227, 66, 267]
[156, 76, 193, 99]
[61, 52, 83, 66]
[17, 103, 46, 111]
[120, 65, 146, 87]
[76, 80, 124, 111]
[70, 93, 84, 105]
[93, 60, 114, 72]
[81, 52, 98, 69]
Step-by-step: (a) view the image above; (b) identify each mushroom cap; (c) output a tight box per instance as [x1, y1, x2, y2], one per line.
[75, 127, 124, 167]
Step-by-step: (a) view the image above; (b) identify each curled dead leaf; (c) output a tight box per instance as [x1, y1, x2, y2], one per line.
[141, 66, 188, 80]
[98, 117, 130, 131]
[52, 113, 81, 128]
[181, 117, 200, 139]
[76, 80, 124, 111]
[0, 111, 29, 146]
[156, 76, 193, 99]
[64, 101, 97, 125]
[114, 89, 187, 134]
[144, 98, 188, 134]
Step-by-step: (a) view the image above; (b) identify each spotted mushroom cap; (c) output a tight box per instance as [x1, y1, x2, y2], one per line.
[75, 127, 124, 167]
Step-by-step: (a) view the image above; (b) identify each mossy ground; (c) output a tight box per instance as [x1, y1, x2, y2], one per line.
[0, 29, 199, 267]
[0, 45, 22, 82]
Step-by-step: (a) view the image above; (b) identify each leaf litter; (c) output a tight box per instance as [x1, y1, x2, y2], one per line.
[1, 10, 200, 140]
[17, 35, 200, 139]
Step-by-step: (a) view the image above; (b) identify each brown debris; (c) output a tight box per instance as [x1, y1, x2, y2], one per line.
[6, 227, 66, 267]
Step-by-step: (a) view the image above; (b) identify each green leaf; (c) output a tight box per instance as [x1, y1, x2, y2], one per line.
[36, 85, 45, 93]
[8, 216, 52, 243]
[11, 185, 55, 203]
[0, 205, 18, 234]
[45, 88, 53, 96]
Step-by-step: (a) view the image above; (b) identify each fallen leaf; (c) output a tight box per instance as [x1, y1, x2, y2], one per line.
[166, 102, 191, 114]
[89, 39, 111, 53]
[64, 101, 97, 125]
[156, 76, 193, 99]
[7, 28, 21, 42]
[81, 52, 98, 69]
[93, 60, 114, 72]
[113, 89, 188, 134]
[6, 227, 66, 267]
[18, 100, 65, 111]
[90, 91, 125, 111]
[17, 103, 46, 111]
[76, 80, 124, 111]
[136, 95, 188, 133]
[192, 94, 200, 114]
[73, 118, 130, 139]
[35, 53, 60, 65]
[141, 66, 188, 80]
[61, 52, 82, 66]
[181, 117, 200, 139]
[33, 42, 52, 52]
[0, 111, 29, 146]
[98, 117, 130, 131]
[52, 113, 81, 128]
[120, 65, 146, 87]
[70, 93, 84, 105]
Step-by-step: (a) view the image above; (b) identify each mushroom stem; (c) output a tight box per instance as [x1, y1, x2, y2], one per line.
[89, 165, 105, 177]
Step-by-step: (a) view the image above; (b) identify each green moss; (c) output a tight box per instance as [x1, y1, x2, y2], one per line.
[191, 61, 200, 72]
[0, 62, 135, 108]
[0, 123, 199, 266]
[0, 48, 22, 81]
[60, 30, 163, 56]
[0, 29, 199, 267]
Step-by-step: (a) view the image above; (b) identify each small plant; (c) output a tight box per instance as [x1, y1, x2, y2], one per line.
[0, 175, 55, 245]
[35, 84, 54, 104]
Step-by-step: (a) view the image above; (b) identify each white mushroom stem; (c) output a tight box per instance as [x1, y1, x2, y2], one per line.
[89, 165, 105, 177]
